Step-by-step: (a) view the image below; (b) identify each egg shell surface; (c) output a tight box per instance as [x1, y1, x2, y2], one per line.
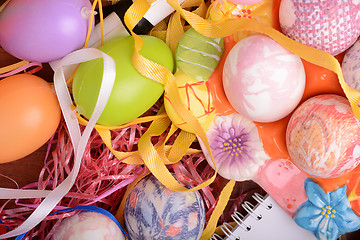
[279, 0, 360, 56]
[0, 74, 61, 163]
[226, 0, 264, 5]
[164, 70, 216, 133]
[0, 0, 93, 62]
[223, 34, 305, 123]
[73, 35, 174, 126]
[342, 39, 360, 92]
[175, 27, 224, 81]
[286, 94, 360, 178]
[52, 211, 125, 240]
[124, 175, 205, 240]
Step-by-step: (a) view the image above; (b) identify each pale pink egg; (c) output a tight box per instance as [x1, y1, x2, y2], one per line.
[52, 212, 125, 240]
[223, 34, 305, 122]
[286, 94, 360, 178]
[279, 0, 360, 56]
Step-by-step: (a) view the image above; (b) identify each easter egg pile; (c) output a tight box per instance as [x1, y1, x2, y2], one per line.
[2, 0, 360, 240]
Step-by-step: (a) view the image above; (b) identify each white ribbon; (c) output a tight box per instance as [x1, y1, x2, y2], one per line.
[0, 48, 116, 238]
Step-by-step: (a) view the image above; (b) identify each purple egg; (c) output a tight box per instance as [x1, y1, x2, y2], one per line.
[0, 0, 93, 63]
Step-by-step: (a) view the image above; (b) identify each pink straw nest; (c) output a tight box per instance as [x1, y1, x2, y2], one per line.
[0, 100, 263, 239]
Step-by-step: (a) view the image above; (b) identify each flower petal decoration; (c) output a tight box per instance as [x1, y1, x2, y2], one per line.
[294, 178, 360, 240]
[198, 113, 268, 181]
[305, 179, 330, 209]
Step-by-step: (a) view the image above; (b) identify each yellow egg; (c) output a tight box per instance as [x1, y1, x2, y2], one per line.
[164, 70, 216, 133]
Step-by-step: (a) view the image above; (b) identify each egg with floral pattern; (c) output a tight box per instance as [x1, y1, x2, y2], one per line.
[198, 113, 269, 181]
[124, 175, 205, 240]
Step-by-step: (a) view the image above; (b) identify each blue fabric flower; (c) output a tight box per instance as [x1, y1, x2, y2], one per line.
[294, 178, 360, 240]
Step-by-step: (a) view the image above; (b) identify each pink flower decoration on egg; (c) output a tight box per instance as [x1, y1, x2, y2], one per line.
[198, 113, 268, 181]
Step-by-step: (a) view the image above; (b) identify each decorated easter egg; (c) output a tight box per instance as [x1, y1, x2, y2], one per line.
[0, 0, 93, 62]
[175, 27, 224, 81]
[164, 70, 216, 133]
[342, 40, 360, 92]
[198, 113, 268, 181]
[52, 211, 125, 240]
[209, 0, 273, 42]
[73, 35, 174, 126]
[227, 0, 264, 5]
[279, 0, 360, 56]
[286, 94, 360, 178]
[124, 175, 205, 240]
[0, 74, 61, 163]
[223, 34, 305, 122]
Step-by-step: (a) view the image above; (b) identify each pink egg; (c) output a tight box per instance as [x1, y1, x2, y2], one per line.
[0, 0, 93, 63]
[223, 34, 305, 122]
[279, 0, 360, 56]
[286, 94, 360, 178]
[52, 212, 125, 240]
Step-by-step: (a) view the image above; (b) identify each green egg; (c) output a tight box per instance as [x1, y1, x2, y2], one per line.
[175, 28, 224, 81]
[73, 35, 174, 126]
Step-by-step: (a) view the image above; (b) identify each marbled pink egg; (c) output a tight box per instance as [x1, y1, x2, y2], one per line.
[223, 34, 305, 122]
[52, 212, 125, 240]
[279, 0, 360, 56]
[286, 94, 360, 178]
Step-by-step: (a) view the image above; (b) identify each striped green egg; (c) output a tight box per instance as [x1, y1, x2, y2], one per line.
[175, 28, 224, 81]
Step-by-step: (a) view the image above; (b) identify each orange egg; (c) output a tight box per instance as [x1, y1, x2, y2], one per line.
[0, 74, 61, 163]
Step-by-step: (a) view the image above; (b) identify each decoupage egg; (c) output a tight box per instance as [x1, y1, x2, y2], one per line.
[0, 74, 61, 163]
[0, 0, 93, 62]
[286, 94, 360, 178]
[342, 39, 360, 92]
[279, 0, 360, 56]
[124, 175, 205, 240]
[52, 211, 125, 240]
[73, 35, 174, 126]
[223, 34, 305, 122]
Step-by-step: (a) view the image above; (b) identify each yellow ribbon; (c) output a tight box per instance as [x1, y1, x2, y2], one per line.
[165, 0, 360, 120]
[0, 61, 29, 75]
[108, 0, 360, 238]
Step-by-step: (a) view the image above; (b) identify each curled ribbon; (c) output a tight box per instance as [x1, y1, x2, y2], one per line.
[0, 48, 116, 238]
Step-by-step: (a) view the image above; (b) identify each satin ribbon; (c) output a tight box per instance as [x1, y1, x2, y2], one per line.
[0, 48, 116, 238]
[14, 205, 130, 240]
[0, 61, 42, 78]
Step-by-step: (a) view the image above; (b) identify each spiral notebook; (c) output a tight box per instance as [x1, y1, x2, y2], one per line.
[211, 193, 316, 240]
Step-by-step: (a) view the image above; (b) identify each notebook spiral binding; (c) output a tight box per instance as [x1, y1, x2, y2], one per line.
[210, 193, 273, 240]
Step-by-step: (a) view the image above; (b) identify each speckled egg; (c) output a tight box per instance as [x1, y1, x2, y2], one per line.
[223, 34, 305, 123]
[286, 94, 360, 178]
[342, 39, 360, 92]
[279, 0, 360, 56]
[124, 175, 205, 240]
[52, 211, 125, 240]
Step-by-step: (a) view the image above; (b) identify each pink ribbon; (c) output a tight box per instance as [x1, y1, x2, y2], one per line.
[0, 48, 116, 238]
